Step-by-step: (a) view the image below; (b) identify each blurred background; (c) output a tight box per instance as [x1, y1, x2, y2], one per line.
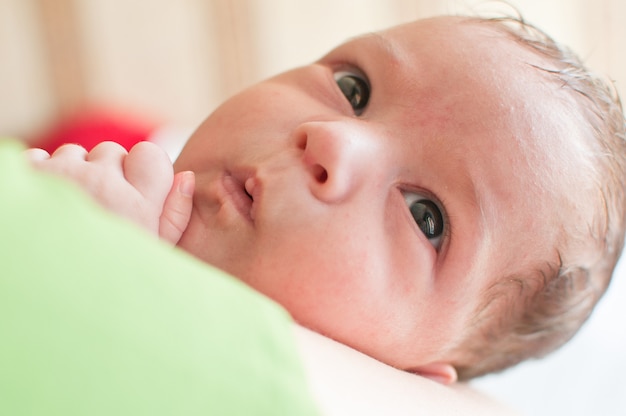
[1, 0, 625, 141]
[1, 0, 624, 414]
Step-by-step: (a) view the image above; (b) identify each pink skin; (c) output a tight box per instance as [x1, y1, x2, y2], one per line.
[25, 141, 194, 245]
[174, 17, 584, 382]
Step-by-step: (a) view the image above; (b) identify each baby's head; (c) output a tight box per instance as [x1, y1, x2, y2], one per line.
[174, 15, 626, 382]
[448, 15, 626, 379]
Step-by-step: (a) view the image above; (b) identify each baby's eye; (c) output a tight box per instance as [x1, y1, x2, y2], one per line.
[334, 70, 370, 115]
[403, 192, 445, 248]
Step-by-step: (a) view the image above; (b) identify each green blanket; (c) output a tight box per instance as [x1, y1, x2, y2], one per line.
[0, 139, 318, 415]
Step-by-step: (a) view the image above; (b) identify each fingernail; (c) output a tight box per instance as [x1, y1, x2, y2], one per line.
[179, 171, 195, 197]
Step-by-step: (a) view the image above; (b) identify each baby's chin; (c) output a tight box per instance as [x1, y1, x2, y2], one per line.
[190, 244, 260, 285]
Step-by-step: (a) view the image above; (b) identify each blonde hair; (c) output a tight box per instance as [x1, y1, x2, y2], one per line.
[454, 15, 626, 380]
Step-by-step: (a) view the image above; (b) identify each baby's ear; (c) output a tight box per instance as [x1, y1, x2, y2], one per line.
[411, 362, 458, 385]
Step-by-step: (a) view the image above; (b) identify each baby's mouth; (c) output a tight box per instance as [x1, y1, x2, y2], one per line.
[244, 177, 258, 221]
[244, 187, 253, 201]
[222, 173, 255, 223]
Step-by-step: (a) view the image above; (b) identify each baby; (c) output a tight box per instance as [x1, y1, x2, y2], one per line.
[27, 15, 626, 383]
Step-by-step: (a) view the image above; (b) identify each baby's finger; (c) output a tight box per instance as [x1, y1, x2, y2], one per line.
[24, 148, 51, 162]
[86, 141, 128, 166]
[51, 143, 88, 160]
[159, 171, 195, 244]
[124, 141, 173, 203]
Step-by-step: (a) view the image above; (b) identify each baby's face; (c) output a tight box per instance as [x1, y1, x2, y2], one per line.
[175, 17, 582, 370]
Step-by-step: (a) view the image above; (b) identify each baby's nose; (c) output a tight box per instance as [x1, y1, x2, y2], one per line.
[295, 120, 380, 203]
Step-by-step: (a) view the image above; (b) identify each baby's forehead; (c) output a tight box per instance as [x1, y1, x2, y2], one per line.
[344, 18, 594, 221]
[382, 18, 596, 258]
[378, 16, 554, 70]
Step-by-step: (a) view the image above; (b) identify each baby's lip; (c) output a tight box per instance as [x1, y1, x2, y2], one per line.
[222, 171, 256, 223]
[244, 176, 260, 221]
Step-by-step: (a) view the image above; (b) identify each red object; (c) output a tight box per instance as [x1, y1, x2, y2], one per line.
[33, 110, 156, 153]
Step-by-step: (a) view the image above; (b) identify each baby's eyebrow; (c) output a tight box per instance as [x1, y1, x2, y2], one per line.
[346, 31, 403, 65]
[365, 32, 404, 63]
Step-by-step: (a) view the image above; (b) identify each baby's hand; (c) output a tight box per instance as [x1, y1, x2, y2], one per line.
[25, 141, 194, 244]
